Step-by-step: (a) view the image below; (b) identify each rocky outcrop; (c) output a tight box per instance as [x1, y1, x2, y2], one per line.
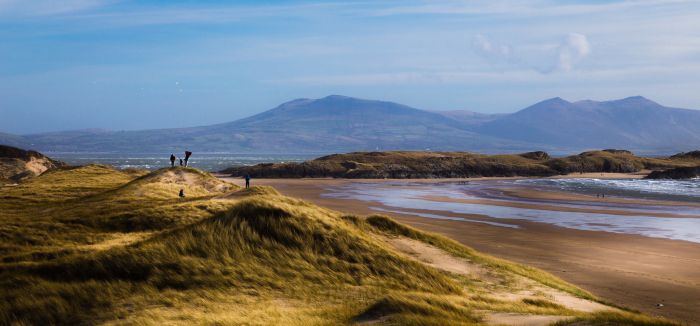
[0, 145, 65, 183]
[645, 166, 700, 179]
[670, 151, 700, 160]
[602, 149, 633, 155]
[519, 151, 550, 161]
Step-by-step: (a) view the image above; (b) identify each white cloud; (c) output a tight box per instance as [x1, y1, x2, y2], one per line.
[556, 33, 591, 72]
[472, 34, 514, 63]
[472, 33, 591, 73]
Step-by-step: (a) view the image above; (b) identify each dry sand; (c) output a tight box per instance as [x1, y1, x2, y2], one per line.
[218, 175, 700, 325]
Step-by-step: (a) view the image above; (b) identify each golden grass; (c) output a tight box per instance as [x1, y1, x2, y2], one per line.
[0, 165, 682, 325]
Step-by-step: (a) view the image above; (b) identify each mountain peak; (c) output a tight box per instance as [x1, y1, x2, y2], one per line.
[606, 95, 661, 108]
[521, 97, 572, 112]
[617, 95, 655, 103]
[543, 97, 570, 104]
[322, 94, 353, 100]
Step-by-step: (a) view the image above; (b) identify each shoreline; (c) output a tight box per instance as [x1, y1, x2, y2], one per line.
[215, 171, 650, 182]
[218, 175, 700, 324]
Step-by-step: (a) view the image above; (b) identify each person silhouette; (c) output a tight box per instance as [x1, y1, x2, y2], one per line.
[184, 151, 192, 167]
[245, 174, 251, 189]
[170, 154, 176, 167]
[179, 189, 185, 198]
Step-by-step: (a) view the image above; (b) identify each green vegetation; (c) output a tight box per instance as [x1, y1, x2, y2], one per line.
[224, 149, 700, 178]
[0, 165, 681, 325]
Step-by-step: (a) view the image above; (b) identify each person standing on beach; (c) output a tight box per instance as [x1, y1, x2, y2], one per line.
[170, 154, 176, 167]
[245, 174, 251, 189]
[184, 151, 192, 167]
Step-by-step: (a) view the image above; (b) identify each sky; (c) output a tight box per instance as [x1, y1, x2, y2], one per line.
[1, 0, 699, 134]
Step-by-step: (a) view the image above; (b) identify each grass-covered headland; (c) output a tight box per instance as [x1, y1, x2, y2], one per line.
[0, 165, 682, 325]
[224, 149, 700, 178]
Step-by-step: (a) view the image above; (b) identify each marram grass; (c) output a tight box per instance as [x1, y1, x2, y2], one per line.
[0, 165, 682, 325]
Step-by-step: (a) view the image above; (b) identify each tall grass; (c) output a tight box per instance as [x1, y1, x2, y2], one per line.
[0, 166, 683, 325]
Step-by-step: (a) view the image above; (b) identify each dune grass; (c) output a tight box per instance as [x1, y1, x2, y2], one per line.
[0, 165, 683, 325]
[363, 215, 596, 300]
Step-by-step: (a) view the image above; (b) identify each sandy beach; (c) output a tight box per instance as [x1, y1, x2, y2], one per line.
[219, 174, 700, 325]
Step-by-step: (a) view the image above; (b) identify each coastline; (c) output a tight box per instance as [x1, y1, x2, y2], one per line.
[218, 174, 700, 324]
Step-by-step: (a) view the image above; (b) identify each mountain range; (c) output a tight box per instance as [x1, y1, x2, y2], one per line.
[4, 95, 700, 154]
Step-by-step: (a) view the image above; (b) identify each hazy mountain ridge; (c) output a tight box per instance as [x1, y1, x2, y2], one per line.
[4, 95, 700, 154]
[477, 96, 700, 152]
[432, 110, 505, 125]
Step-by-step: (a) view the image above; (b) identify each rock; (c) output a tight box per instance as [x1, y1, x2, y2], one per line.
[602, 149, 633, 155]
[519, 151, 551, 160]
[670, 150, 700, 160]
[645, 166, 700, 179]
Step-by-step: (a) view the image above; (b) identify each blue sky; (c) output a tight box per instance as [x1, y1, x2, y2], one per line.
[1, 0, 699, 134]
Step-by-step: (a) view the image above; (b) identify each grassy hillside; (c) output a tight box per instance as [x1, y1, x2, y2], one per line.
[223, 149, 699, 178]
[0, 144, 65, 184]
[0, 166, 680, 325]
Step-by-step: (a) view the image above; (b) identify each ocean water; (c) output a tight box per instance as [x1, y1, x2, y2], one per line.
[515, 178, 700, 202]
[48, 152, 318, 172]
[322, 180, 700, 243]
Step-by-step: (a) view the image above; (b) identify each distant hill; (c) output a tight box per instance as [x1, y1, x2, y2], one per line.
[432, 110, 505, 126]
[223, 149, 700, 178]
[3, 95, 700, 154]
[0, 132, 29, 149]
[14, 95, 531, 153]
[477, 96, 700, 153]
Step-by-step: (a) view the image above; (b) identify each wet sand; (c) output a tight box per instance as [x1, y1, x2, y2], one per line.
[219, 176, 700, 324]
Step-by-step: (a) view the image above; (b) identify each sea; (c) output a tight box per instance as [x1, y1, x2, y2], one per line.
[322, 178, 700, 243]
[48, 152, 320, 172]
[515, 178, 700, 202]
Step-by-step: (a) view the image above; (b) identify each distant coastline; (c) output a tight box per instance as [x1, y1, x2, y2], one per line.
[223, 149, 700, 179]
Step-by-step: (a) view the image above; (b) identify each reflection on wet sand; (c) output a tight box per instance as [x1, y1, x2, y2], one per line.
[322, 181, 700, 243]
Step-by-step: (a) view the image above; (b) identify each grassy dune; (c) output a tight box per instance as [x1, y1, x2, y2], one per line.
[224, 149, 700, 178]
[0, 166, 681, 325]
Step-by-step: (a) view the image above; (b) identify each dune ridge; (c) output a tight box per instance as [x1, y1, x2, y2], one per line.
[0, 166, 681, 325]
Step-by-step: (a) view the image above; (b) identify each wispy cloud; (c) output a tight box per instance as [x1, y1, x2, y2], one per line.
[0, 0, 108, 16]
[370, 0, 692, 18]
[472, 34, 514, 63]
[13, 2, 354, 27]
[555, 33, 591, 72]
[265, 63, 700, 86]
[471, 33, 591, 73]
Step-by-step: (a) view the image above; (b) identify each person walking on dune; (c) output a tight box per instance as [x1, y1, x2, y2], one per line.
[184, 151, 192, 167]
[170, 154, 176, 167]
[245, 174, 251, 189]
